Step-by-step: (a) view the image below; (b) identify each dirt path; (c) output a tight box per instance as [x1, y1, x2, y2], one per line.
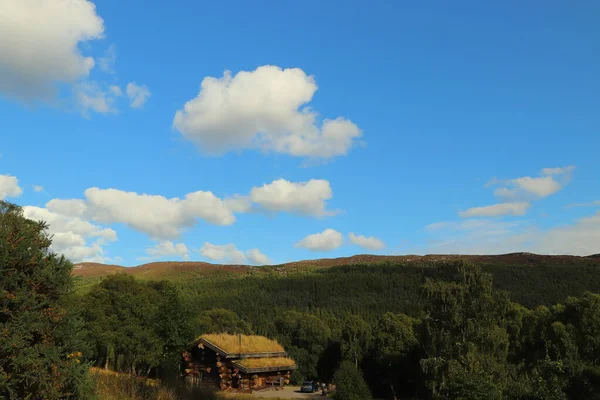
[232, 386, 326, 398]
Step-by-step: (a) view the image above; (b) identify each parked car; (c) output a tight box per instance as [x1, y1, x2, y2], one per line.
[301, 380, 318, 393]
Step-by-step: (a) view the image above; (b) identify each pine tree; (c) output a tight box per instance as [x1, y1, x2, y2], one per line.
[0, 201, 93, 399]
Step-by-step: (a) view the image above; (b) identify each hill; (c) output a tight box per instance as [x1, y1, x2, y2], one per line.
[73, 252, 600, 281]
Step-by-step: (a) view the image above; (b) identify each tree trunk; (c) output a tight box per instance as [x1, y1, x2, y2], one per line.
[390, 383, 398, 400]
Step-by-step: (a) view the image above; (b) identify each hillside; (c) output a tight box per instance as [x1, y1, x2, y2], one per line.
[73, 252, 600, 281]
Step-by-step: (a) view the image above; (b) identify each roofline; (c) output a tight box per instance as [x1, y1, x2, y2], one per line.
[193, 337, 288, 359]
[231, 361, 297, 374]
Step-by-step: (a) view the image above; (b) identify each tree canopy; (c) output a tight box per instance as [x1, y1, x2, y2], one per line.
[0, 201, 93, 399]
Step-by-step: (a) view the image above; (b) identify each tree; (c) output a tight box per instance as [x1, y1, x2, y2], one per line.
[0, 201, 93, 399]
[195, 308, 251, 335]
[333, 360, 372, 400]
[372, 312, 419, 399]
[340, 315, 371, 367]
[419, 261, 511, 399]
[151, 281, 195, 379]
[81, 274, 163, 376]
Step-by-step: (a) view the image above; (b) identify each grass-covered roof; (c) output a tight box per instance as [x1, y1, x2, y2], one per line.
[199, 333, 285, 356]
[233, 357, 296, 369]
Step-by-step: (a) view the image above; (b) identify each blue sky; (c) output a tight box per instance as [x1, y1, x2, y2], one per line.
[1, 0, 599, 266]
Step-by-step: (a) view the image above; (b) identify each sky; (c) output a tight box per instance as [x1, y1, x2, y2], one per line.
[0, 0, 599, 266]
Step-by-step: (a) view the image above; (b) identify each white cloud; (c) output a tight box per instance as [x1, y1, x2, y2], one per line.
[22, 205, 117, 263]
[542, 165, 575, 176]
[0, 174, 23, 200]
[491, 166, 575, 201]
[250, 179, 336, 217]
[224, 195, 253, 213]
[33, 185, 44, 193]
[420, 211, 600, 256]
[245, 248, 270, 265]
[198, 243, 271, 265]
[47, 198, 88, 217]
[0, 0, 104, 100]
[511, 176, 562, 198]
[126, 82, 151, 109]
[80, 187, 235, 239]
[172, 65, 362, 159]
[459, 202, 530, 218]
[73, 81, 118, 116]
[98, 44, 116, 74]
[493, 187, 518, 200]
[109, 85, 123, 97]
[41, 177, 336, 240]
[199, 243, 246, 264]
[144, 240, 189, 261]
[46, 189, 236, 239]
[348, 233, 385, 250]
[295, 229, 343, 251]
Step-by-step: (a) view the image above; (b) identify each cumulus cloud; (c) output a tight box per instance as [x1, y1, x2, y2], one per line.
[0, 0, 104, 100]
[245, 248, 270, 265]
[143, 240, 189, 261]
[126, 82, 151, 109]
[348, 233, 385, 250]
[511, 176, 562, 198]
[490, 166, 575, 201]
[41, 177, 336, 240]
[33, 185, 44, 193]
[82, 187, 235, 239]
[295, 229, 343, 251]
[0, 174, 23, 200]
[198, 243, 271, 265]
[250, 179, 336, 217]
[459, 202, 530, 218]
[223, 195, 253, 213]
[22, 205, 117, 263]
[172, 65, 362, 159]
[199, 243, 246, 265]
[463, 166, 575, 219]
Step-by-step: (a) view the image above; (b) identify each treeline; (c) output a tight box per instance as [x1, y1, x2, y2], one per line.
[172, 261, 600, 330]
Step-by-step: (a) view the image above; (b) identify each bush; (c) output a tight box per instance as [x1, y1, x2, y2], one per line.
[333, 361, 372, 400]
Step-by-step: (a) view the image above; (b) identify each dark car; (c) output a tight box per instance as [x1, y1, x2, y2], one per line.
[301, 380, 318, 393]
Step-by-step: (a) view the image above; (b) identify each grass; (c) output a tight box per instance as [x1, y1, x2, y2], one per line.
[201, 333, 285, 354]
[90, 367, 291, 400]
[91, 368, 176, 400]
[234, 357, 296, 369]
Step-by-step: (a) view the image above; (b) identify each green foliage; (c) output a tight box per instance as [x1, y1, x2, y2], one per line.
[333, 360, 372, 400]
[195, 308, 250, 335]
[339, 315, 370, 366]
[0, 201, 94, 399]
[419, 262, 511, 398]
[79, 274, 194, 378]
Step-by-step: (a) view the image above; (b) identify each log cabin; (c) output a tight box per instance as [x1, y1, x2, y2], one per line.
[182, 333, 296, 391]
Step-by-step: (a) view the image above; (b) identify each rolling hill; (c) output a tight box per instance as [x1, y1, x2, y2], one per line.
[73, 252, 600, 281]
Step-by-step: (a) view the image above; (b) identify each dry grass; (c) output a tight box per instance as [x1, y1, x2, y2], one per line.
[91, 368, 175, 400]
[201, 334, 284, 354]
[234, 357, 296, 369]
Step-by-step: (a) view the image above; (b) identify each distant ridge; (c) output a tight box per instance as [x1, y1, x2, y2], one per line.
[72, 252, 600, 281]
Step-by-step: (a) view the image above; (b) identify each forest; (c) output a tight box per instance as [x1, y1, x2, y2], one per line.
[2, 200, 600, 399]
